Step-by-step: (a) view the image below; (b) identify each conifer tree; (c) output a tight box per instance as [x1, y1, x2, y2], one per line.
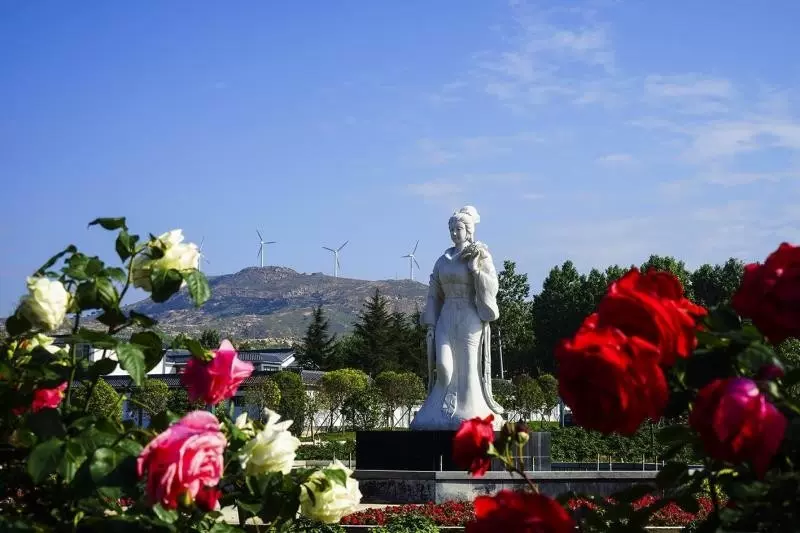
[296, 305, 337, 370]
[351, 289, 396, 376]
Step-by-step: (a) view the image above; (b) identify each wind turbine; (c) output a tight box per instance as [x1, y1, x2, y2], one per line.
[197, 237, 211, 273]
[256, 229, 276, 268]
[323, 241, 348, 278]
[402, 240, 421, 281]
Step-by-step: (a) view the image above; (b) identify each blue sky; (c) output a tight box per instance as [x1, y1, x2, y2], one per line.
[2, 0, 800, 316]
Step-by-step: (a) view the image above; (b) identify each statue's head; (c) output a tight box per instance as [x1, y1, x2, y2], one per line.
[449, 205, 480, 245]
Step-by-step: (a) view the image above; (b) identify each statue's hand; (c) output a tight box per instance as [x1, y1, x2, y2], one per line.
[426, 327, 435, 343]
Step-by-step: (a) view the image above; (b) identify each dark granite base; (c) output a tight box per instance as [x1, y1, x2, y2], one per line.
[355, 430, 551, 471]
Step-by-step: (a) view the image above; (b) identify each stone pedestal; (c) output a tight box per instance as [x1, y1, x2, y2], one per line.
[355, 430, 551, 472]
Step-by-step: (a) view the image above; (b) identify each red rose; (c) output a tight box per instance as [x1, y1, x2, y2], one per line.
[557, 318, 668, 435]
[13, 382, 68, 415]
[598, 268, 706, 366]
[690, 377, 787, 478]
[453, 414, 495, 476]
[732, 243, 800, 343]
[181, 340, 253, 405]
[466, 490, 575, 533]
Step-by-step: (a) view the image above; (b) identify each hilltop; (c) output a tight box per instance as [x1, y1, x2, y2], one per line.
[123, 266, 428, 340]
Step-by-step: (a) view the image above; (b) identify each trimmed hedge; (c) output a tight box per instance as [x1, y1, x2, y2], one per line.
[296, 440, 356, 461]
[550, 425, 696, 463]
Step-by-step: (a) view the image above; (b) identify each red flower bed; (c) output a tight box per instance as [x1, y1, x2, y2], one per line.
[342, 496, 718, 527]
[341, 501, 475, 526]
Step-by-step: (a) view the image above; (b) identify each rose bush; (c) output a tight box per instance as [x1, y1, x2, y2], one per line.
[0, 217, 361, 532]
[455, 242, 800, 533]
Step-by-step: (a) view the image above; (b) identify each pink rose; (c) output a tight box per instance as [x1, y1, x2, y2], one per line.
[136, 411, 227, 509]
[690, 378, 787, 478]
[13, 382, 67, 415]
[181, 340, 253, 405]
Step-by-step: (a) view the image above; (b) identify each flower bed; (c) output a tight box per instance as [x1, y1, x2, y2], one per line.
[342, 496, 716, 529]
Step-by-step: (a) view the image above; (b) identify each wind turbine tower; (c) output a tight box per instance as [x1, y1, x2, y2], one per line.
[402, 240, 421, 281]
[198, 237, 211, 273]
[256, 229, 276, 268]
[323, 241, 348, 278]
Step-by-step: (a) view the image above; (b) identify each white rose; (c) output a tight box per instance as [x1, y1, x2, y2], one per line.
[299, 460, 362, 523]
[132, 229, 200, 292]
[237, 409, 300, 476]
[20, 277, 71, 331]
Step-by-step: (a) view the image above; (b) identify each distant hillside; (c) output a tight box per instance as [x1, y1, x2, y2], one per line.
[123, 267, 428, 340]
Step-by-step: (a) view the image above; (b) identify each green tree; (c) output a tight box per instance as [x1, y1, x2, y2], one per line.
[341, 386, 383, 431]
[690, 258, 745, 308]
[495, 260, 534, 375]
[530, 261, 587, 374]
[166, 386, 204, 416]
[243, 379, 282, 420]
[303, 391, 329, 441]
[73, 378, 122, 421]
[199, 328, 221, 349]
[296, 305, 337, 370]
[512, 374, 543, 423]
[491, 379, 515, 411]
[350, 289, 397, 375]
[129, 379, 171, 426]
[319, 368, 369, 431]
[374, 371, 425, 428]
[536, 373, 559, 428]
[268, 371, 306, 435]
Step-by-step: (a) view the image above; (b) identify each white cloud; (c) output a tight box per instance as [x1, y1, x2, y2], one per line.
[596, 153, 635, 165]
[414, 133, 542, 166]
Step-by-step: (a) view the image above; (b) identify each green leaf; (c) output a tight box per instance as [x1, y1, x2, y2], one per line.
[105, 267, 128, 283]
[116, 343, 146, 386]
[129, 310, 157, 328]
[183, 338, 206, 359]
[115, 230, 138, 262]
[5, 312, 32, 337]
[323, 467, 348, 487]
[89, 217, 127, 231]
[672, 492, 700, 514]
[57, 440, 86, 483]
[116, 438, 143, 457]
[182, 269, 211, 307]
[36, 245, 78, 276]
[96, 308, 127, 328]
[77, 328, 119, 349]
[89, 447, 120, 482]
[130, 331, 164, 372]
[152, 504, 178, 524]
[236, 500, 262, 516]
[26, 408, 66, 440]
[75, 281, 100, 310]
[90, 358, 118, 377]
[706, 305, 741, 333]
[150, 269, 183, 303]
[784, 367, 800, 386]
[656, 462, 689, 489]
[96, 278, 119, 308]
[28, 438, 65, 483]
[149, 410, 180, 433]
[63, 253, 91, 280]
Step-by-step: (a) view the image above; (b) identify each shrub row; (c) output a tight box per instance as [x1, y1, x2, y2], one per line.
[550, 425, 697, 463]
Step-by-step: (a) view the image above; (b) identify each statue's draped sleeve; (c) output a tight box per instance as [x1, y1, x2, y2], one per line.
[422, 257, 444, 327]
[473, 248, 500, 322]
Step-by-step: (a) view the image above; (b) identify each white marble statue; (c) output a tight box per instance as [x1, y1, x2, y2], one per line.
[410, 206, 505, 431]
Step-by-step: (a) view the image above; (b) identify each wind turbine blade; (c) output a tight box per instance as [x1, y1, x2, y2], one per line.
[338, 240, 349, 251]
[414, 258, 421, 269]
[323, 247, 335, 252]
[257, 245, 262, 258]
[413, 240, 419, 254]
[402, 254, 411, 258]
[199, 237, 205, 251]
[266, 241, 276, 245]
[256, 229, 264, 241]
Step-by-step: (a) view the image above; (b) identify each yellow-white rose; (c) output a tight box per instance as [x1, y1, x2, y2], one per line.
[299, 460, 362, 523]
[237, 409, 300, 476]
[132, 229, 200, 292]
[20, 277, 71, 331]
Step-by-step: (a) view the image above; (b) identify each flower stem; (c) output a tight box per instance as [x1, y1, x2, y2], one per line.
[65, 311, 82, 407]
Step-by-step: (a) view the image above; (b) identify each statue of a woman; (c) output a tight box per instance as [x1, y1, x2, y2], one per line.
[410, 206, 505, 431]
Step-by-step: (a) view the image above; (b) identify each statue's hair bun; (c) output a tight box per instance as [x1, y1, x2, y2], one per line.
[456, 205, 480, 224]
